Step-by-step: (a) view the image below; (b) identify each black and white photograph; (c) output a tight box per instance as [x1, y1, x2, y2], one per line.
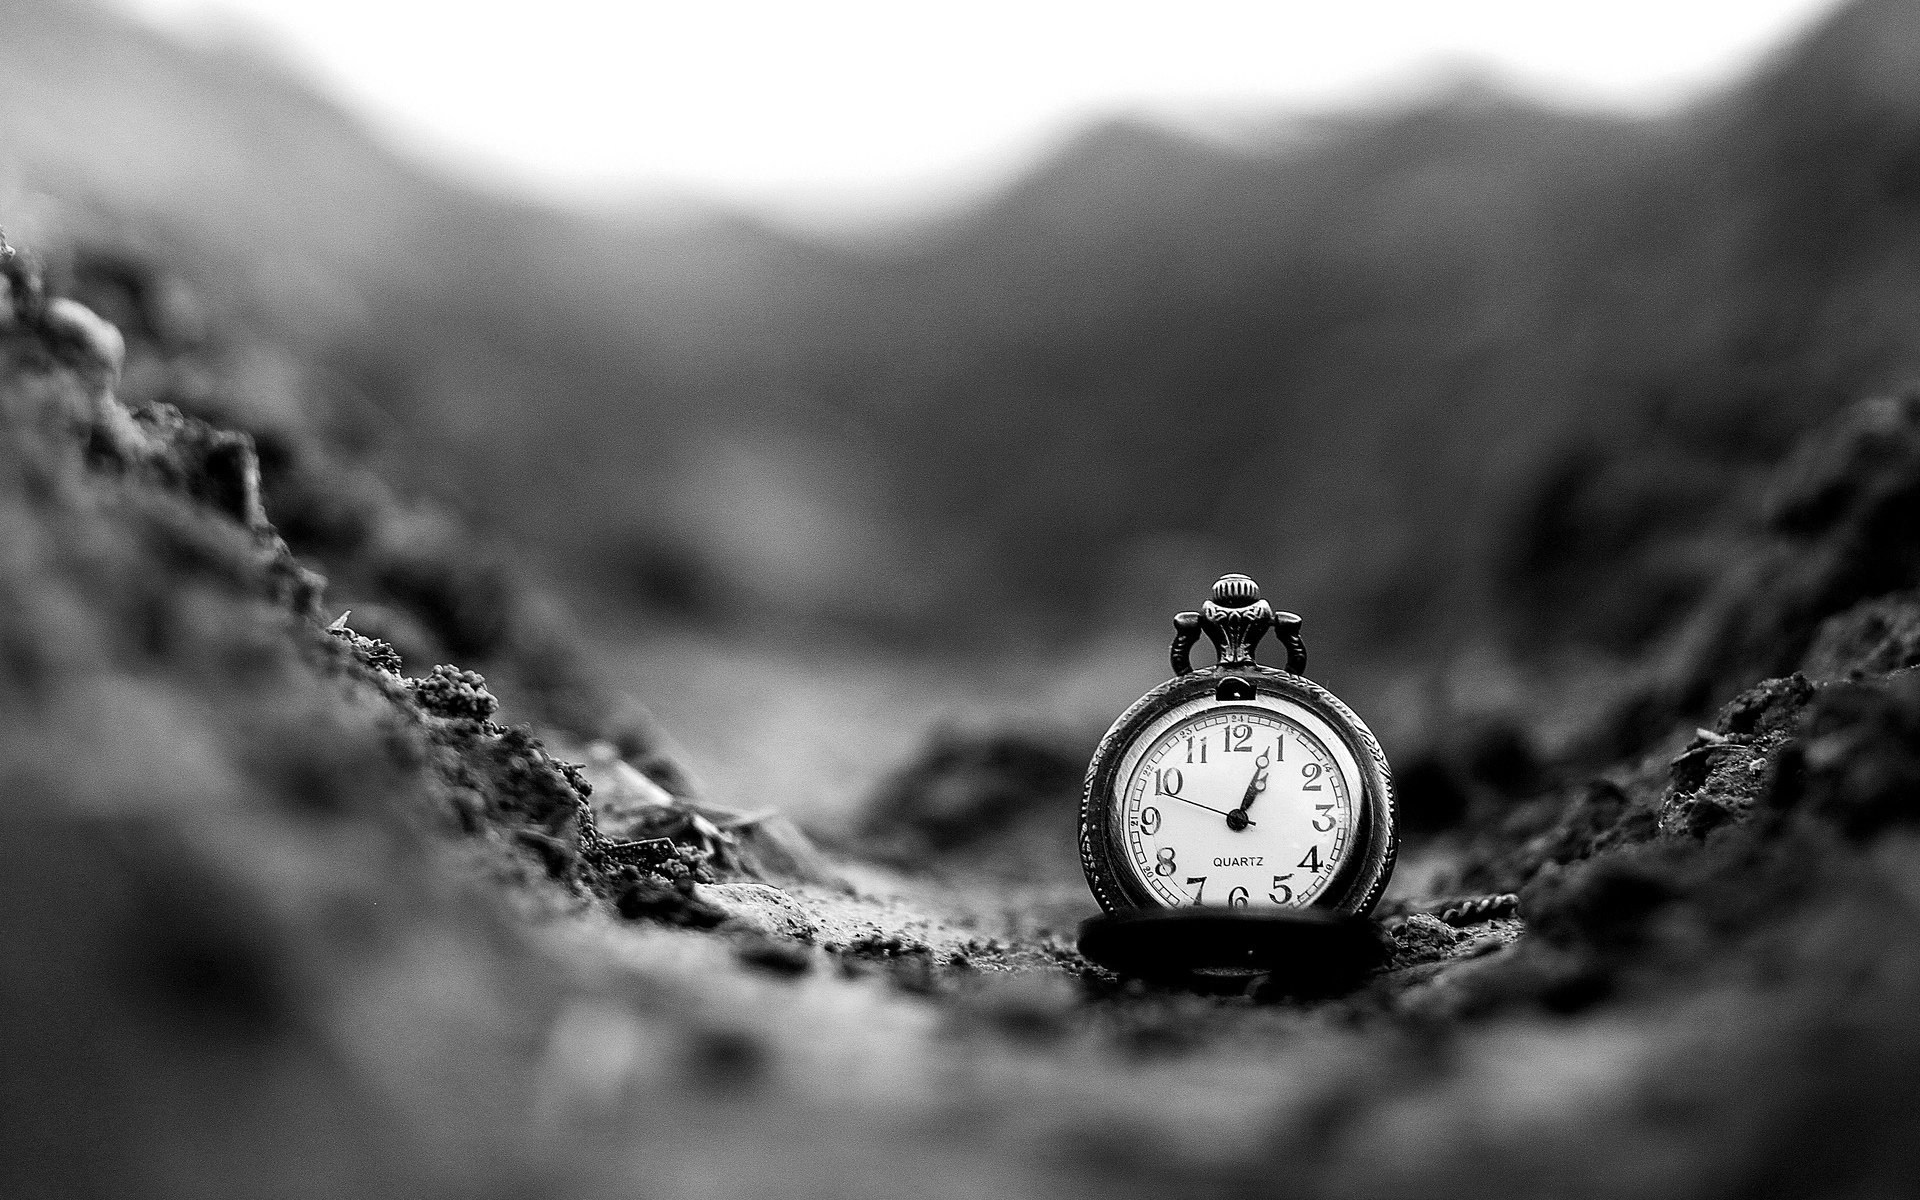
[7, 1, 1920, 1195]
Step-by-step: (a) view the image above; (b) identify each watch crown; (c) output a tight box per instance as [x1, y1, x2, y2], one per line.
[1210, 573, 1261, 608]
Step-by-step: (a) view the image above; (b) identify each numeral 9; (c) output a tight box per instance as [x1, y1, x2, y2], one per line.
[1139, 806, 1161, 835]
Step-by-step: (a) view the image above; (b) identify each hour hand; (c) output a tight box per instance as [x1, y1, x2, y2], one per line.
[1226, 755, 1269, 831]
[1237, 770, 1266, 811]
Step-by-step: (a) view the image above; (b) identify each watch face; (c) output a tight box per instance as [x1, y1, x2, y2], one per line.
[1112, 696, 1359, 909]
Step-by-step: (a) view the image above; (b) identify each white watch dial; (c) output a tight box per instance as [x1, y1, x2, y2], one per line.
[1114, 699, 1357, 908]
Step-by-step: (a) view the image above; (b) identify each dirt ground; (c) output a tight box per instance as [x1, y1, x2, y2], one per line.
[10, 239, 1920, 1199]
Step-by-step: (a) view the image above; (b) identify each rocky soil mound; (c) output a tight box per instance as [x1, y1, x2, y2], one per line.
[11, 233, 1920, 1198]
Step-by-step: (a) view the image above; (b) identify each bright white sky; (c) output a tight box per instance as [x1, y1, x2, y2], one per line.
[112, 0, 1842, 225]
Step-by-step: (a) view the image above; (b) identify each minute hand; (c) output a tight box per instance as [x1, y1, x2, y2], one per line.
[1169, 794, 1253, 825]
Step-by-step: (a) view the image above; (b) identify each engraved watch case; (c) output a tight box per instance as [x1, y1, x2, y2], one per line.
[1077, 575, 1397, 917]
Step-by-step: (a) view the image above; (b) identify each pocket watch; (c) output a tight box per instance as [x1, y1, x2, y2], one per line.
[1077, 575, 1396, 979]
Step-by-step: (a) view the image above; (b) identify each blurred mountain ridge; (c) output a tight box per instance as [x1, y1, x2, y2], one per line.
[7, 0, 1920, 695]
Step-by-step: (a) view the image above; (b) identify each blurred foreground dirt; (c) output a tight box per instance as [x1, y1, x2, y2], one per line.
[10, 239, 1920, 1200]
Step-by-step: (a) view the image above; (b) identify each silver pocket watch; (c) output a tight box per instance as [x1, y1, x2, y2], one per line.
[1077, 575, 1397, 980]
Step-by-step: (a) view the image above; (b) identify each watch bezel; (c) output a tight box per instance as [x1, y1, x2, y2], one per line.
[1079, 665, 1396, 917]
